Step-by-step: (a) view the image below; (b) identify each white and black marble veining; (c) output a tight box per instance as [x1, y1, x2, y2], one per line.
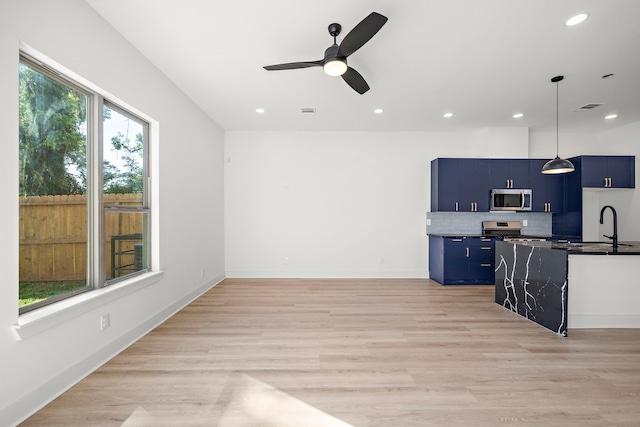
[495, 241, 568, 336]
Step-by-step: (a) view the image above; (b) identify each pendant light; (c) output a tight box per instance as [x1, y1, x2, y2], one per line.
[542, 75, 575, 174]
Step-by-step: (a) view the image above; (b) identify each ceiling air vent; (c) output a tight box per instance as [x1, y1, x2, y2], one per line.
[301, 107, 316, 115]
[573, 103, 603, 111]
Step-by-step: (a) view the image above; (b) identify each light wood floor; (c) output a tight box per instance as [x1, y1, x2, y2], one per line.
[21, 278, 640, 426]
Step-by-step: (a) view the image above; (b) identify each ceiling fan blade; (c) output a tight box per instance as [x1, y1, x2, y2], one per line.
[338, 12, 388, 58]
[342, 67, 370, 94]
[263, 61, 323, 71]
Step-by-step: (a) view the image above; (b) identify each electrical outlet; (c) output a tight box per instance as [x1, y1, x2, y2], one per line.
[100, 313, 110, 331]
[523, 219, 528, 226]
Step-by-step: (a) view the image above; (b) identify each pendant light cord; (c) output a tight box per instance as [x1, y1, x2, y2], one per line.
[556, 81, 560, 157]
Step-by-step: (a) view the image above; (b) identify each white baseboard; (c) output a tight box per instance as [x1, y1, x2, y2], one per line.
[569, 314, 640, 329]
[224, 271, 429, 279]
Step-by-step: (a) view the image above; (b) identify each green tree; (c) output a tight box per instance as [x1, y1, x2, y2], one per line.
[19, 63, 87, 196]
[103, 130, 144, 194]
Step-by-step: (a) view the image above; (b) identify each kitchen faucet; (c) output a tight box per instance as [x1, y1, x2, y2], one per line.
[599, 205, 618, 249]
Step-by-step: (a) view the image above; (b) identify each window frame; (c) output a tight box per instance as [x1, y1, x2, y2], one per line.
[18, 53, 152, 314]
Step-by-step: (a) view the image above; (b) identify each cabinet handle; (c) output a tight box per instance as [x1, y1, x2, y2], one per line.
[510, 179, 514, 188]
[455, 202, 459, 212]
[608, 177, 612, 187]
[481, 247, 491, 250]
[465, 247, 469, 257]
[452, 239, 463, 242]
[480, 263, 492, 267]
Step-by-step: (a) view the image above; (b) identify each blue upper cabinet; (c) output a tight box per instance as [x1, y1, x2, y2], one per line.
[458, 159, 490, 212]
[430, 156, 634, 214]
[576, 155, 636, 188]
[488, 159, 530, 189]
[529, 159, 566, 212]
[431, 158, 459, 212]
[431, 158, 489, 212]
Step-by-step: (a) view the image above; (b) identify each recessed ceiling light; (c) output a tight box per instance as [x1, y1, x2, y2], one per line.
[513, 113, 524, 119]
[605, 114, 618, 120]
[256, 108, 265, 114]
[443, 112, 453, 118]
[565, 13, 589, 27]
[374, 108, 384, 114]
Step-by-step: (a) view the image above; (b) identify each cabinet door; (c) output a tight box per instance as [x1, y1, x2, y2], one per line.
[508, 159, 531, 188]
[488, 159, 511, 188]
[581, 156, 607, 188]
[607, 156, 635, 188]
[431, 158, 459, 211]
[443, 238, 469, 284]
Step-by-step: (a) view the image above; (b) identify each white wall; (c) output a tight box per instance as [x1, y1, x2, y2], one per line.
[0, 1, 225, 424]
[225, 130, 503, 278]
[225, 125, 639, 278]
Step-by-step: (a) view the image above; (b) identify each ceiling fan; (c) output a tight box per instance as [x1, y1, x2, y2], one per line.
[263, 12, 388, 94]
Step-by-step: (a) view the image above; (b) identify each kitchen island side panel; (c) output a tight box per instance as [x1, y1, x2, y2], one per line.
[568, 255, 640, 328]
[495, 241, 568, 336]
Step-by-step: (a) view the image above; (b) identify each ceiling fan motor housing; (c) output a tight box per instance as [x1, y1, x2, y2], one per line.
[324, 44, 343, 63]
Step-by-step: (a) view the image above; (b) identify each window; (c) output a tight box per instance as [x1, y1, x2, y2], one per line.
[18, 54, 151, 314]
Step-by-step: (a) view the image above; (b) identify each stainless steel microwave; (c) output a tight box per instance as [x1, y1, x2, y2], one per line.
[490, 189, 532, 211]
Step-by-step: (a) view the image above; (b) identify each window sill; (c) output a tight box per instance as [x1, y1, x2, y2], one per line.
[13, 271, 164, 341]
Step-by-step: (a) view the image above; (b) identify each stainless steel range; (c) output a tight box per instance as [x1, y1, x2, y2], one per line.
[482, 220, 547, 241]
[482, 220, 522, 237]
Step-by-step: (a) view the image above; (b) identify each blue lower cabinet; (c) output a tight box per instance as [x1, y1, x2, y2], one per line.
[429, 236, 496, 285]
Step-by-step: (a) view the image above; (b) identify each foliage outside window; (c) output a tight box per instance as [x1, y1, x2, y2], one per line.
[18, 55, 150, 313]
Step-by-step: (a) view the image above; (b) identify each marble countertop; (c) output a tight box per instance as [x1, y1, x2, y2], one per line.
[500, 240, 640, 255]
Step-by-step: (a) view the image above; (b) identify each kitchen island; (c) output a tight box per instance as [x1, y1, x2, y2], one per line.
[495, 240, 640, 336]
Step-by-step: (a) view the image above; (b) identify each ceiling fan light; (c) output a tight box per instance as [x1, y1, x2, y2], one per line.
[565, 13, 589, 27]
[542, 156, 575, 174]
[324, 59, 347, 76]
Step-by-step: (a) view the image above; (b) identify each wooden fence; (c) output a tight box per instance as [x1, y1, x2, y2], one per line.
[19, 193, 144, 283]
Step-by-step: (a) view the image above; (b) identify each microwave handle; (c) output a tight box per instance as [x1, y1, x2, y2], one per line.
[521, 191, 526, 209]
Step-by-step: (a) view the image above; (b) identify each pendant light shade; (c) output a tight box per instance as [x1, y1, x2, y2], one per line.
[542, 156, 575, 174]
[542, 75, 575, 175]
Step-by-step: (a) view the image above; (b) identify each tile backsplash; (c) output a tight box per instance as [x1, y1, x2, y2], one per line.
[426, 212, 552, 236]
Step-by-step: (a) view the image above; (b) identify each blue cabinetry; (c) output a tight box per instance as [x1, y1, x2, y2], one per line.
[489, 159, 530, 189]
[431, 158, 489, 212]
[576, 155, 635, 188]
[429, 236, 496, 285]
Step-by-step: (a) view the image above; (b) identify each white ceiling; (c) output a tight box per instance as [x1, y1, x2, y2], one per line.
[85, 0, 640, 134]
